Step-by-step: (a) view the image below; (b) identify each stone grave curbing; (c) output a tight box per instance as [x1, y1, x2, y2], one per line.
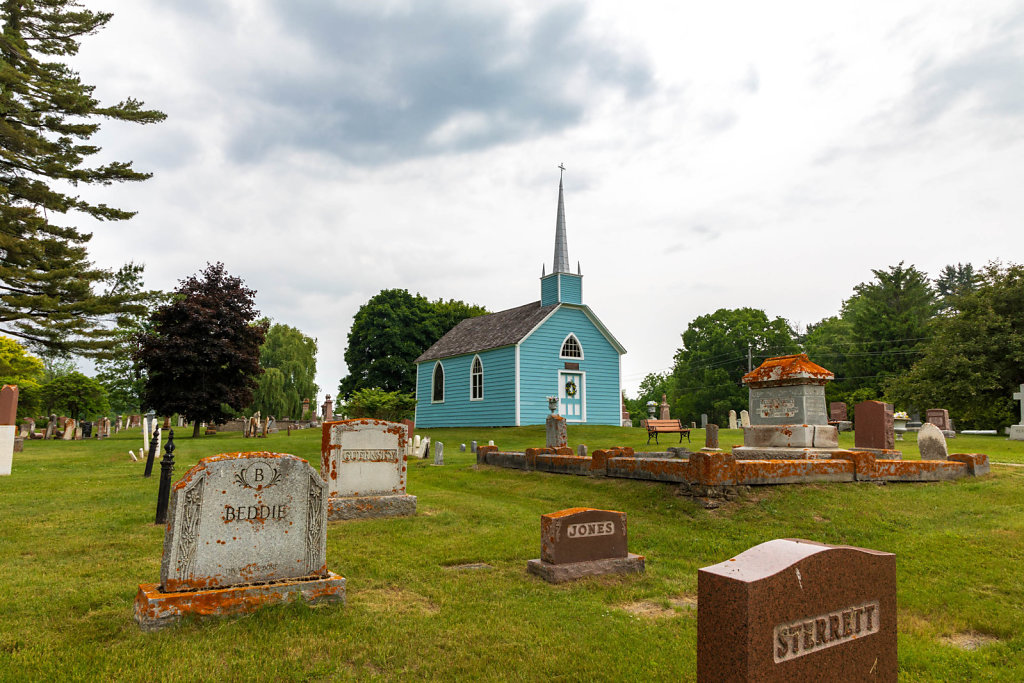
[134, 451, 344, 631]
[697, 538, 896, 682]
[526, 507, 644, 584]
[321, 419, 416, 521]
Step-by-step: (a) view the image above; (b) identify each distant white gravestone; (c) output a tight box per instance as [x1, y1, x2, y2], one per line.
[321, 419, 417, 520]
[1010, 384, 1024, 441]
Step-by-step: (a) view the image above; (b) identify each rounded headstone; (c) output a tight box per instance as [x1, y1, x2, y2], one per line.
[917, 423, 948, 460]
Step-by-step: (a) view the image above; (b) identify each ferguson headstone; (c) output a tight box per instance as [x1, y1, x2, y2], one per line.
[527, 507, 644, 584]
[697, 539, 896, 682]
[133, 451, 344, 631]
[321, 419, 416, 520]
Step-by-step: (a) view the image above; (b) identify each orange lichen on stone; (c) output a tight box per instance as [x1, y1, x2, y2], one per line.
[741, 354, 834, 387]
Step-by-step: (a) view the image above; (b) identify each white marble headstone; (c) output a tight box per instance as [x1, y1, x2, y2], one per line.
[321, 419, 408, 497]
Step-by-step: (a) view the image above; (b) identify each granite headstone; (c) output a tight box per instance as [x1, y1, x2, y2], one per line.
[527, 507, 644, 583]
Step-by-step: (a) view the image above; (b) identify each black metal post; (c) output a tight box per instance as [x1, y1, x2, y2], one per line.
[143, 425, 160, 477]
[155, 429, 175, 525]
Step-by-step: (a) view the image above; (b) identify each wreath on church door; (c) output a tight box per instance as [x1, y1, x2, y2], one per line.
[564, 378, 578, 397]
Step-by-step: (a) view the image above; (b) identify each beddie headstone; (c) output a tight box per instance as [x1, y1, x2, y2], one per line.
[527, 507, 644, 584]
[321, 419, 416, 520]
[697, 539, 896, 682]
[134, 451, 344, 630]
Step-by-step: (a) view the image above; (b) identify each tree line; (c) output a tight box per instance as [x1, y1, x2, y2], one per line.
[627, 261, 1023, 431]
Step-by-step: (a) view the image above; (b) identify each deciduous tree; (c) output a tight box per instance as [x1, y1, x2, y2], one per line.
[135, 263, 267, 437]
[338, 289, 486, 397]
[251, 323, 318, 418]
[0, 1, 165, 356]
[40, 371, 108, 420]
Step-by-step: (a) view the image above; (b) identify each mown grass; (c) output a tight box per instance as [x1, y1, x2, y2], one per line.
[1, 425, 1022, 681]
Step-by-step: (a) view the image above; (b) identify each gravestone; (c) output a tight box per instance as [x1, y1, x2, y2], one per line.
[0, 385, 18, 476]
[62, 418, 75, 440]
[577, 444, 588, 458]
[302, 398, 310, 420]
[432, 441, 444, 466]
[527, 507, 644, 584]
[704, 424, 720, 451]
[925, 408, 950, 431]
[740, 410, 750, 428]
[697, 539, 896, 682]
[728, 410, 738, 430]
[917, 423, 948, 460]
[734, 355, 838, 458]
[621, 407, 631, 428]
[44, 414, 56, 440]
[460, 443, 466, 452]
[322, 394, 334, 422]
[659, 394, 671, 420]
[321, 419, 416, 520]
[134, 451, 344, 630]
[701, 413, 708, 429]
[829, 402, 847, 421]
[470, 440, 477, 453]
[81, 421, 93, 439]
[545, 415, 567, 448]
[853, 400, 895, 452]
[1009, 384, 1024, 441]
[19, 422, 29, 438]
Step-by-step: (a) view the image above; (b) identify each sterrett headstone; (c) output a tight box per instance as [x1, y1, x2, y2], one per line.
[527, 508, 644, 584]
[697, 539, 896, 683]
[133, 451, 345, 631]
[917, 423, 948, 460]
[321, 419, 416, 520]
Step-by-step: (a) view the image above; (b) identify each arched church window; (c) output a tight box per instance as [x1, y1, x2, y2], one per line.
[560, 334, 583, 359]
[471, 356, 484, 400]
[432, 362, 445, 402]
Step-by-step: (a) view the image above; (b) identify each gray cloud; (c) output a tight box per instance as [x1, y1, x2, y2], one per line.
[220, 1, 652, 164]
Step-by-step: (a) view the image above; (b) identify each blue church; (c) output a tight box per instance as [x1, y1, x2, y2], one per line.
[414, 171, 626, 427]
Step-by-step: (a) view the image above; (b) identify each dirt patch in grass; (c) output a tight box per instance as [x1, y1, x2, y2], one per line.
[618, 595, 696, 619]
[444, 563, 493, 570]
[940, 631, 1000, 651]
[353, 587, 439, 615]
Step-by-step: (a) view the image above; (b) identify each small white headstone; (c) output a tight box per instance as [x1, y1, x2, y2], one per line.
[740, 410, 751, 428]
[433, 441, 444, 466]
[728, 410, 738, 430]
[917, 423, 948, 460]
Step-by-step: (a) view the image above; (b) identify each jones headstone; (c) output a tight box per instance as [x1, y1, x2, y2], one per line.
[527, 507, 644, 583]
[917, 423, 948, 460]
[853, 401, 894, 451]
[697, 538, 896, 682]
[134, 451, 344, 630]
[321, 419, 416, 520]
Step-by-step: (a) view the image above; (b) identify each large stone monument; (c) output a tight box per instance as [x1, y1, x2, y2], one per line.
[527, 507, 644, 583]
[0, 385, 18, 476]
[732, 354, 839, 459]
[1010, 385, 1024, 441]
[697, 539, 896, 682]
[134, 451, 345, 630]
[321, 419, 416, 520]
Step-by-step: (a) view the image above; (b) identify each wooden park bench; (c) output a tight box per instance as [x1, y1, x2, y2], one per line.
[642, 419, 691, 445]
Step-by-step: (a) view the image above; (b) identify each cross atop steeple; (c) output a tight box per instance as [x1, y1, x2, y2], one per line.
[552, 165, 570, 274]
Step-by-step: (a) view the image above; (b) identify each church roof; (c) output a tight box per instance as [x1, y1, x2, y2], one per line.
[415, 301, 559, 363]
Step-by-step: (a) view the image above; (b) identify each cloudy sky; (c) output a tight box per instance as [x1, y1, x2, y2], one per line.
[71, 0, 1024, 399]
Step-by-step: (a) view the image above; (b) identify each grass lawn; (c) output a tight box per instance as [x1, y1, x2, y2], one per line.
[1, 425, 1022, 681]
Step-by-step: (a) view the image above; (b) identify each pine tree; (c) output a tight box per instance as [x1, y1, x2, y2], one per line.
[0, 1, 165, 355]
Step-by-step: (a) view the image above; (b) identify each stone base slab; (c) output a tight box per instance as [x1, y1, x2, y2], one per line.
[743, 424, 838, 449]
[731, 446, 839, 460]
[327, 494, 416, 521]
[134, 571, 345, 631]
[845, 447, 902, 459]
[1009, 425, 1024, 441]
[527, 553, 645, 584]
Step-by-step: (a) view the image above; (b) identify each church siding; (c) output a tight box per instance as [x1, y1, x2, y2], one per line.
[540, 275, 559, 306]
[518, 306, 620, 426]
[557, 273, 582, 305]
[414, 346, 516, 427]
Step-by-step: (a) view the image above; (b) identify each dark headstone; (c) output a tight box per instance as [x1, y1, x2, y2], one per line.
[81, 421, 93, 439]
[854, 401, 894, 450]
[925, 408, 950, 431]
[705, 424, 719, 449]
[829, 402, 847, 422]
[527, 507, 644, 583]
[697, 539, 896, 682]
